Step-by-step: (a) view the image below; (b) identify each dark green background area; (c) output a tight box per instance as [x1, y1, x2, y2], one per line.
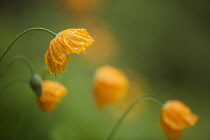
[0, 0, 209, 139]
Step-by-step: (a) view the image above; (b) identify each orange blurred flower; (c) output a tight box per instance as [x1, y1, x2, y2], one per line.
[93, 66, 129, 109]
[160, 119, 182, 140]
[83, 26, 117, 64]
[61, 0, 104, 14]
[160, 100, 199, 140]
[45, 28, 95, 75]
[37, 80, 67, 112]
[73, 17, 118, 64]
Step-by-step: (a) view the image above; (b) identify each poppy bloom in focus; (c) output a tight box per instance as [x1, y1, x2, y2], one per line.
[37, 80, 67, 112]
[45, 28, 95, 75]
[160, 100, 199, 140]
[93, 66, 129, 109]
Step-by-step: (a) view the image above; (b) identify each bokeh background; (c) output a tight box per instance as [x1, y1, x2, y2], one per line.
[0, 0, 209, 139]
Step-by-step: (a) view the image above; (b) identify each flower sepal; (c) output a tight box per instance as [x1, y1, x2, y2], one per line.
[30, 74, 43, 97]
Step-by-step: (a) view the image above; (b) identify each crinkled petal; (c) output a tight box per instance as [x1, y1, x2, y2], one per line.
[44, 28, 95, 75]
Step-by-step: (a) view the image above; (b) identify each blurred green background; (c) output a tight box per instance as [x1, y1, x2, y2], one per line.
[0, 0, 209, 139]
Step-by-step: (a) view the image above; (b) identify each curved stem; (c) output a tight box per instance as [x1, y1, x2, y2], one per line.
[0, 78, 28, 96]
[0, 27, 56, 62]
[0, 55, 35, 78]
[107, 94, 165, 140]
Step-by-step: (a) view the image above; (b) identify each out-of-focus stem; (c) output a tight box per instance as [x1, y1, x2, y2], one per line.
[107, 94, 165, 140]
[0, 55, 35, 78]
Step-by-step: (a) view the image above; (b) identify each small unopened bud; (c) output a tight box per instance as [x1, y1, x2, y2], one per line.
[30, 74, 43, 97]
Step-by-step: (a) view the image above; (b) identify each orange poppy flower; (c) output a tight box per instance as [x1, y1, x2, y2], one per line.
[37, 80, 67, 112]
[160, 100, 199, 140]
[160, 118, 182, 140]
[45, 28, 95, 75]
[93, 66, 129, 108]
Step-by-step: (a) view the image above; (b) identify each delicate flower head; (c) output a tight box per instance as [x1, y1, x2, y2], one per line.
[160, 100, 199, 140]
[45, 28, 95, 75]
[37, 80, 67, 112]
[93, 66, 129, 108]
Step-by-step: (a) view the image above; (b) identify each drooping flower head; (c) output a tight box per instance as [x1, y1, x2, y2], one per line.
[160, 100, 199, 140]
[45, 28, 95, 75]
[93, 66, 129, 108]
[37, 80, 67, 112]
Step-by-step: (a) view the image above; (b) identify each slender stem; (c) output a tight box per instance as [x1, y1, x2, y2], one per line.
[107, 94, 165, 140]
[0, 55, 35, 78]
[0, 27, 56, 62]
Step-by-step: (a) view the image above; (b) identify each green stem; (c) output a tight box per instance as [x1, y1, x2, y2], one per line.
[0, 55, 35, 78]
[0, 27, 56, 62]
[107, 94, 165, 140]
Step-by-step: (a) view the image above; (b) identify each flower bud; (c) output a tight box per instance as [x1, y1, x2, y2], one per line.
[37, 80, 67, 112]
[30, 74, 43, 97]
